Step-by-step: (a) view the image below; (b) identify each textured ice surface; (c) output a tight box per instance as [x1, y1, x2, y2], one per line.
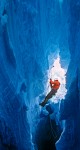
[0, 0, 80, 150]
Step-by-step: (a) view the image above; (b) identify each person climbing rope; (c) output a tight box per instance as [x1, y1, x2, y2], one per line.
[39, 78, 60, 107]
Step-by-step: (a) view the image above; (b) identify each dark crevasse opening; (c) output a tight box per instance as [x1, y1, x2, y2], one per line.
[0, 0, 80, 150]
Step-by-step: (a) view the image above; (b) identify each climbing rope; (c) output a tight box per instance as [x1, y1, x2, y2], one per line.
[49, 116, 58, 140]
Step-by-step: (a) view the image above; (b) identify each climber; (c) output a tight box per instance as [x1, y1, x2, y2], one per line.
[39, 78, 60, 107]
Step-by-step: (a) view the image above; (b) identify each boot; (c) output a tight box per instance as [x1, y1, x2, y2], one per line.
[39, 101, 45, 107]
[39, 98, 48, 107]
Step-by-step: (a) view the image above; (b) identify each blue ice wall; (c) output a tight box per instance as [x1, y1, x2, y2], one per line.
[0, 0, 36, 149]
[0, 0, 49, 149]
[57, 1, 80, 150]
[0, 0, 80, 150]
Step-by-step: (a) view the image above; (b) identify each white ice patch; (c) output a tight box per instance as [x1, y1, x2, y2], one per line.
[46, 55, 67, 103]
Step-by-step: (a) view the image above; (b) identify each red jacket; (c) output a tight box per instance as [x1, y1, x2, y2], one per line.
[50, 79, 60, 90]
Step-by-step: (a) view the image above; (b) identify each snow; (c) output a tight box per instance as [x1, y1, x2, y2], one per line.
[46, 54, 67, 103]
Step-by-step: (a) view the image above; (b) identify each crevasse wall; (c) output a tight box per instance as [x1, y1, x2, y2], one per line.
[0, 0, 34, 149]
[1, 0, 79, 150]
[0, 0, 49, 149]
[57, 1, 80, 150]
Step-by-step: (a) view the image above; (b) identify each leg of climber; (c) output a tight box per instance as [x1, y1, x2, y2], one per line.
[39, 89, 57, 107]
